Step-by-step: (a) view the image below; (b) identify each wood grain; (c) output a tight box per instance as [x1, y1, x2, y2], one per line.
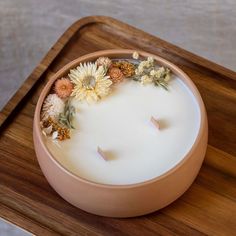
[0, 16, 235, 235]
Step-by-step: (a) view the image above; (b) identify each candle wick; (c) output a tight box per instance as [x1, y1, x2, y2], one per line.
[150, 116, 160, 130]
[97, 146, 108, 161]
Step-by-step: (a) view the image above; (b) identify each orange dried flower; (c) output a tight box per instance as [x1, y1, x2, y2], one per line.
[57, 127, 71, 140]
[108, 67, 124, 83]
[55, 78, 73, 98]
[42, 117, 71, 140]
[112, 61, 135, 77]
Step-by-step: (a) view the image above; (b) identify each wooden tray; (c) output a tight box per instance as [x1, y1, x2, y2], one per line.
[0, 16, 235, 236]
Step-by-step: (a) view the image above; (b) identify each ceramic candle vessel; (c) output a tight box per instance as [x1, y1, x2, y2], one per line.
[33, 49, 208, 217]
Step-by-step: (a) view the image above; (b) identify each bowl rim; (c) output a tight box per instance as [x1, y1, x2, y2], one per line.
[34, 49, 207, 189]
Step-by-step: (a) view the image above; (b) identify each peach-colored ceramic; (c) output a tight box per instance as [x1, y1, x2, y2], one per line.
[33, 49, 208, 217]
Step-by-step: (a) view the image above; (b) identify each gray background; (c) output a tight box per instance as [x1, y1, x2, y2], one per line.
[0, 0, 235, 235]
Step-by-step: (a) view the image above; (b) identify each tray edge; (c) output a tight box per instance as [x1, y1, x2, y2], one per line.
[0, 15, 235, 129]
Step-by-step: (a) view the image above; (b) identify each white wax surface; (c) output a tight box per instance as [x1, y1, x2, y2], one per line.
[45, 77, 200, 185]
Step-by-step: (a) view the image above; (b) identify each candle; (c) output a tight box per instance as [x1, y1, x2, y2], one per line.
[45, 77, 200, 185]
[35, 50, 208, 217]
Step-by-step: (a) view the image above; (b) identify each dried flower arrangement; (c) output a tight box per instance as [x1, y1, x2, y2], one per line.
[40, 51, 172, 141]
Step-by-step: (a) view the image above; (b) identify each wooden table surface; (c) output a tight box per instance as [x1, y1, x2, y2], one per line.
[0, 16, 236, 236]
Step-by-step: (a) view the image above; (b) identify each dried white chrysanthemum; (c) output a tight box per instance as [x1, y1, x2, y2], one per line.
[69, 62, 112, 103]
[41, 94, 65, 121]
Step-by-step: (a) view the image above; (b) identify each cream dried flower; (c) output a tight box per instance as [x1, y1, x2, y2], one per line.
[164, 72, 171, 82]
[96, 57, 112, 68]
[135, 67, 143, 75]
[41, 94, 65, 121]
[139, 61, 149, 69]
[132, 51, 139, 59]
[133, 56, 171, 90]
[150, 69, 157, 76]
[150, 67, 170, 81]
[42, 125, 53, 136]
[136, 59, 153, 75]
[147, 56, 154, 63]
[52, 131, 58, 140]
[69, 62, 112, 103]
[140, 75, 153, 85]
[150, 67, 165, 77]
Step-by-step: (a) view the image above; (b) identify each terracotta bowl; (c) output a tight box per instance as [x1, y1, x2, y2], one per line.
[33, 49, 208, 217]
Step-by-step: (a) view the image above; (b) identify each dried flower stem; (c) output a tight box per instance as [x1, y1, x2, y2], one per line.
[58, 99, 75, 129]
